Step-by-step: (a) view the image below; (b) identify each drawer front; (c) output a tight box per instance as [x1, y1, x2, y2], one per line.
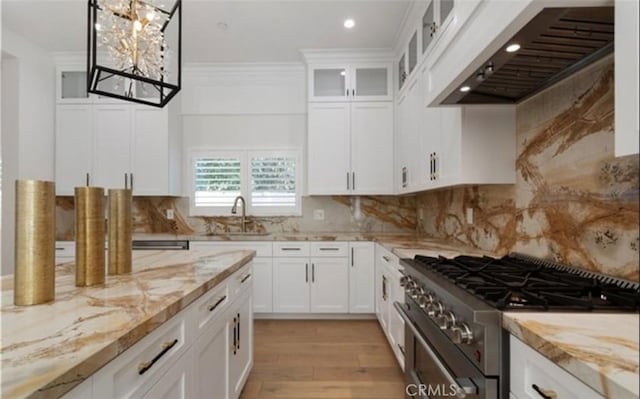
[228, 263, 254, 299]
[510, 335, 604, 399]
[93, 313, 188, 399]
[310, 242, 348, 257]
[193, 281, 230, 336]
[190, 241, 272, 257]
[376, 244, 399, 271]
[55, 241, 75, 260]
[273, 242, 310, 257]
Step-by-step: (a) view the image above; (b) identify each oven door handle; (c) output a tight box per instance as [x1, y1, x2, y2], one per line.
[394, 302, 478, 399]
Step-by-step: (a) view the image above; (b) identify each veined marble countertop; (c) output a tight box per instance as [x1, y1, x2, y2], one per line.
[503, 312, 640, 399]
[0, 249, 255, 399]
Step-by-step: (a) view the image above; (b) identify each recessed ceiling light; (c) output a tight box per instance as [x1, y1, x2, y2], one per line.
[459, 86, 471, 92]
[340, 70, 346, 76]
[506, 43, 521, 53]
[344, 19, 355, 29]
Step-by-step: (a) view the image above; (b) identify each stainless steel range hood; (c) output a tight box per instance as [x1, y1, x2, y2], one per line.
[442, 7, 614, 105]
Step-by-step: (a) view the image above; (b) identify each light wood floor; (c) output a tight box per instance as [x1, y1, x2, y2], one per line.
[240, 319, 405, 399]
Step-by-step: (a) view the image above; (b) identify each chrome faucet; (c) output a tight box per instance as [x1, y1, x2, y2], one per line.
[231, 195, 248, 232]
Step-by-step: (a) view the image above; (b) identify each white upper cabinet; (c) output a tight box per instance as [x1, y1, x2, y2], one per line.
[350, 102, 394, 194]
[307, 103, 352, 195]
[55, 105, 93, 195]
[422, 0, 456, 58]
[308, 63, 392, 102]
[55, 57, 182, 196]
[93, 105, 133, 190]
[615, 0, 639, 157]
[308, 102, 394, 195]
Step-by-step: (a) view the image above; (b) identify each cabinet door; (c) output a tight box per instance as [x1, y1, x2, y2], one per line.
[229, 293, 253, 399]
[396, 93, 410, 192]
[141, 351, 192, 399]
[273, 258, 310, 313]
[437, 107, 462, 186]
[349, 242, 375, 313]
[389, 305, 405, 369]
[252, 257, 273, 313]
[307, 103, 351, 195]
[309, 66, 349, 102]
[352, 64, 392, 101]
[310, 258, 349, 313]
[57, 67, 90, 103]
[55, 105, 93, 195]
[93, 105, 132, 189]
[131, 107, 169, 195]
[421, 0, 437, 55]
[350, 102, 394, 194]
[407, 76, 425, 189]
[193, 318, 229, 399]
[615, 0, 639, 157]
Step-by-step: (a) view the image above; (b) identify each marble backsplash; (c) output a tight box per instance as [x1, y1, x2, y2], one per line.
[55, 195, 417, 239]
[417, 56, 639, 281]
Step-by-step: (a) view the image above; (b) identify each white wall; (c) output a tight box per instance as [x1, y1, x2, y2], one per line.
[1, 29, 56, 275]
[181, 64, 307, 196]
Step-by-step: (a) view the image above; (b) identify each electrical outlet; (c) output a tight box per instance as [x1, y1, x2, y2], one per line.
[466, 208, 473, 225]
[166, 209, 175, 220]
[417, 208, 424, 218]
[313, 209, 325, 221]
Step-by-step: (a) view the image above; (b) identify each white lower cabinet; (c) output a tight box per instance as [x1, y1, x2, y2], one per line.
[141, 350, 193, 399]
[374, 244, 405, 369]
[510, 335, 604, 399]
[349, 242, 375, 313]
[310, 257, 349, 313]
[273, 257, 311, 313]
[193, 313, 229, 399]
[229, 292, 253, 399]
[75, 262, 253, 399]
[273, 242, 352, 314]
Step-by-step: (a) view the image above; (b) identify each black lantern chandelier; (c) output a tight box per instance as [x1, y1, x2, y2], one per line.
[87, 0, 181, 107]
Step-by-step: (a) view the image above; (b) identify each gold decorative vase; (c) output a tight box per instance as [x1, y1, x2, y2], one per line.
[75, 186, 105, 286]
[14, 180, 56, 306]
[108, 188, 132, 275]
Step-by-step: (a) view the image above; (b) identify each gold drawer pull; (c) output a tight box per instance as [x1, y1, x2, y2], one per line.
[138, 339, 178, 375]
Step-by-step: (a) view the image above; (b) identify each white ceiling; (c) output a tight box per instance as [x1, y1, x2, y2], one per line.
[2, 0, 411, 63]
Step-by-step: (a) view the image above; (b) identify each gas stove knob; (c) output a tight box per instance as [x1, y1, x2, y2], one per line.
[426, 301, 444, 317]
[399, 276, 408, 287]
[437, 311, 457, 330]
[423, 291, 435, 304]
[451, 322, 474, 345]
[410, 286, 423, 299]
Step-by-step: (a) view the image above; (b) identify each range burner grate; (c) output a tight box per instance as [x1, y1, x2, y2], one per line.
[413, 254, 640, 311]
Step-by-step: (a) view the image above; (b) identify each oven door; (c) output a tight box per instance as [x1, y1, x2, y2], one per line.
[395, 302, 497, 399]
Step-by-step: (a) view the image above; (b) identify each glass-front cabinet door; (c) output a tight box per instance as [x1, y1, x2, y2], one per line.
[352, 64, 392, 101]
[309, 64, 392, 102]
[309, 66, 349, 102]
[422, 0, 436, 55]
[57, 66, 91, 103]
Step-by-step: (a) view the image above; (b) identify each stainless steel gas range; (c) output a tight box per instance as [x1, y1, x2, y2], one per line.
[395, 253, 640, 399]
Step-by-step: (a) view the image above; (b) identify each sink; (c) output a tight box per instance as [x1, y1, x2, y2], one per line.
[204, 232, 271, 237]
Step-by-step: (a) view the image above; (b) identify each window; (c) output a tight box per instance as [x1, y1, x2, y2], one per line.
[190, 149, 301, 216]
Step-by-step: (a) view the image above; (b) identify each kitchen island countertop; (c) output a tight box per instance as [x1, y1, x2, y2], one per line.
[0, 248, 255, 399]
[503, 312, 639, 399]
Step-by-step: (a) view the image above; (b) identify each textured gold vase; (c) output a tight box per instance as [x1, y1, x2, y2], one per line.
[75, 187, 105, 286]
[108, 188, 132, 275]
[14, 180, 56, 306]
